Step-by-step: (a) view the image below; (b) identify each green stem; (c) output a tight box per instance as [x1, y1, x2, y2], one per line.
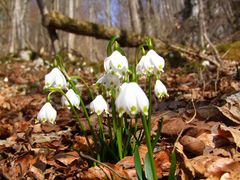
[107, 114, 113, 144]
[61, 69, 98, 149]
[117, 116, 123, 160]
[54, 88, 92, 150]
[70, 75, 94, 100]
[97, 115, 105, 141]
[111, 89, 117, 134]
[142, 115, 157, 180]
[148, 75, 153, 132]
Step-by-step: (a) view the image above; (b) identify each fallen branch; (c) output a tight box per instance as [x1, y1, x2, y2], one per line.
[37, 4, 221, 66]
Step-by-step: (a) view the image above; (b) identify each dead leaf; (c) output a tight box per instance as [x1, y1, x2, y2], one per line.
[162, 117, 186, 136]
[29, 165, 44, 180]
[55, 151, 79, 166]
[154, 150, 170, 178]
[218, 125, 240, 148]
[180, 135, 205, 156]
[175, 142, 195, 177]
[216, 92, 240, 124]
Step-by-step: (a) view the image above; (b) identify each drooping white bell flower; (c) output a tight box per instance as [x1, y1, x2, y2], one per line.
[136, 49, 165, 76]
[37, 102, 57, 124]
[96, 73, 121, 91]
[61, 89, 80, 109]
[154, 80, 168, 99]
[45, 67, 67, 89]
[115, 82, 149, 117]
[136, 55, 154, 75]
[89, 95, 109, 115]
[104, 51, 128, 78]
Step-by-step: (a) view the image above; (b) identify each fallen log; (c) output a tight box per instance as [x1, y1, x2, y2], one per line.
[43, 12, 166, 50]
[40, 9, 221, 66]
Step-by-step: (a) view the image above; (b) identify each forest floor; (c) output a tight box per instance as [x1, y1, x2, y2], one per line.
[0, 55, 240, 179]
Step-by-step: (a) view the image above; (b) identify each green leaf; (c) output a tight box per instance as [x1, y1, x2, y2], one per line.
[168, 150, 176, 180]
[144, 152, 154, 180]
[107, 36, 119, 56]
[134, 146, 143, 180]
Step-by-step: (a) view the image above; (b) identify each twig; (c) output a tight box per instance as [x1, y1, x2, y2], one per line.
[204, 32, 221, 63]
[185, 98, 197, 124]
[79, 151, 127, 179]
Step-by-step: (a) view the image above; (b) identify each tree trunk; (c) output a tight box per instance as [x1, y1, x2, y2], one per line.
[68, 0, 75, 51]
[129, 0, 142, 33]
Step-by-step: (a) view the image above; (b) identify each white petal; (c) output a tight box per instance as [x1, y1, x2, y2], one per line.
[154, 80, 168, 98]
[62, 89, 80, 108]
[115, 82, 148, 116]
[37, 102, 57, 124]
[104, 57, 111, 72]
[90, 95, 108, 115]
[147, 50, 165, 72]
[44, 73, 55, 88]
[44, 68, 67, 89]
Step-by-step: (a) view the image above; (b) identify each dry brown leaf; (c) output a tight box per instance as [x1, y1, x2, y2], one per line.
[54, 151, 79, 166]
[216, 92, 240, 124]
[190, 155, 236, 178]
[180, 135, 205, 156]
[162, 117, 186, 136]
[79, 164, 129, 180]
[154, 150, 170, 178]
[29, 165, 45, 180]
[218, 125, 240, 148]
[175, 142, 195, 177]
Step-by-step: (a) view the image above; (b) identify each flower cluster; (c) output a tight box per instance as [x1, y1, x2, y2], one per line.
[136, 49, 168, 99]
[36, 42, 168, 123]
[37, 67, 80, 124]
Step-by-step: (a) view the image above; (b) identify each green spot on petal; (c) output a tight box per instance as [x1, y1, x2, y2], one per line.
[130, 106, 137, 114]
[97, 109, 101, 115]
[143, 106, 148, 113]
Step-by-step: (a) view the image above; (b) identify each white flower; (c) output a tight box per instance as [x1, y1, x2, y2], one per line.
[202, 60, 210, 67]
[45, 68, 67, 89]
[37, 102, 57, 124]
[104, 51, 128, 78]
[89, 95, 109, 115]
[154, 80, 168, 99]
[96, 73, 121, 90]
[61, 89, 80, 109]
[115, 82, 149, 117]
[136, 49, 165, 76]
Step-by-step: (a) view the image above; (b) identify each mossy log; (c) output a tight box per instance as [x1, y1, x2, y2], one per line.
[42, 11, 220, 66]
[43, 12, 167, 51]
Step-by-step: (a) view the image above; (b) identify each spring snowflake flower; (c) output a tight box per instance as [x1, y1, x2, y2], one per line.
[136, 49, 165, 76]
[61, 89, 80, 109]
[89, 95, 109, 115]
[104, 50, 128, 78]
[96, 73, 121, 90]
[154, 80, 168, 99]
[115, 82, 149, 117]
[37, 102, 57, 124]
[45, 67, 67, 89]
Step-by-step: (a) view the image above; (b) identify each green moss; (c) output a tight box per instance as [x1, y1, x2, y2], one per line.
[217, 41, 240, 60]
